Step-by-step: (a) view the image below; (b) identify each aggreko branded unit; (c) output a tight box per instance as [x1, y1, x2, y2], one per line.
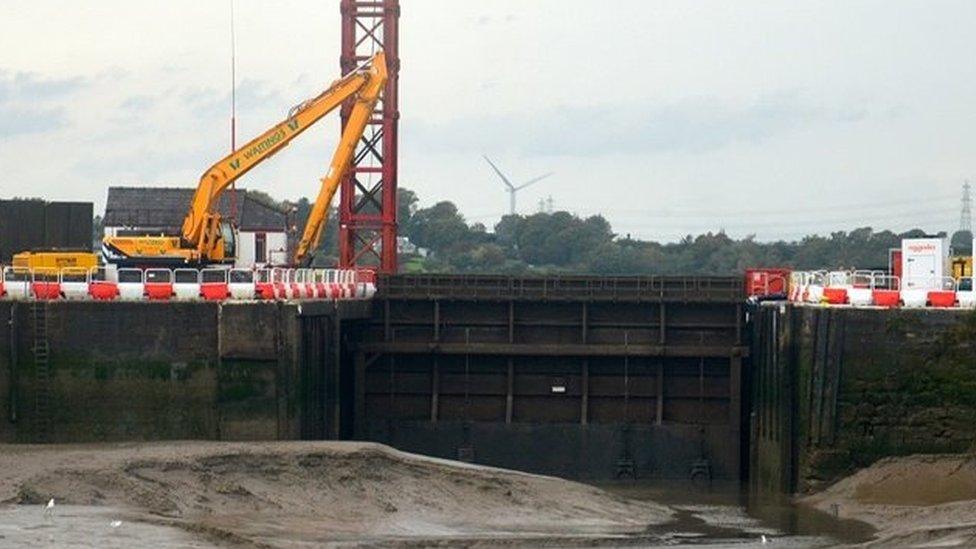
[901, 237, 949, 289]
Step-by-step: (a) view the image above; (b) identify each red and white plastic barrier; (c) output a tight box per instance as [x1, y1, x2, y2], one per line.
[2, 267, 30, 300]
[255, 269, 275, 300]
[871, 275, 900, 307]
[174, 268, 201, 300]
[229, 268, 256, 300]
[30, 268, 61, 300]
[61, 268, 90, 300]
[201, 268, 230, 301]
[958, 277, 975, 309]
[1, 265, 373, 302]
[785, 268, 975, 309]
[116, 268, 145, 300]
[804, 271, 826, 304]
[144, 269, 174, 300]
[822, 271, 851, 305]
[89, 267, 119, 300]
[846, 271, 873, 307]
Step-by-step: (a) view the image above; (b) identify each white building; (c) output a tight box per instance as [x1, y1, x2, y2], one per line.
[103, 187, 289, 267]
[397, 236, 427, 258]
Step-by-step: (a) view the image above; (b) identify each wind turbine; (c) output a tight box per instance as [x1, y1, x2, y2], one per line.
[483, 155, 553, 215]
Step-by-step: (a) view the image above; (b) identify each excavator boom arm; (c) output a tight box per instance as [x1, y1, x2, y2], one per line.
[293, 60, 387, 266]
[180, 52, 388, 253]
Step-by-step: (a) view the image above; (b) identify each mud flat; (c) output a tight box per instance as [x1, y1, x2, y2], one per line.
[0, 441, 672, 547]
[802, 453, 976, 547]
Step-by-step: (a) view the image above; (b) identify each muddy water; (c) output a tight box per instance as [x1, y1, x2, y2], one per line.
[601, 481, 876, 547]
[0, 505, 215, 548]
[0, 485, 874, 548]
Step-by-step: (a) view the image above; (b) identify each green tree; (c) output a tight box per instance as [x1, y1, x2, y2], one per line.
[405, 201, 473, 257]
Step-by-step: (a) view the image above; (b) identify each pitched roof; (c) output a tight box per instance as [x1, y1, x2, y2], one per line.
[103, 187, 286, 232]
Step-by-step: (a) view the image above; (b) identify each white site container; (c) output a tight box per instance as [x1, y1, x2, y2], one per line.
[901, 237, 949, 290]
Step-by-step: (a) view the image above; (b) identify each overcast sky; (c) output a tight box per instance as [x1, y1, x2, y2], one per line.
[1, 1, 973, 241]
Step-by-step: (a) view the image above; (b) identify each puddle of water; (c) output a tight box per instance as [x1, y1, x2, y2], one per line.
[0, 485, 875, 547]
[597, 480, 875, 548]
[0, 505, 216, 548]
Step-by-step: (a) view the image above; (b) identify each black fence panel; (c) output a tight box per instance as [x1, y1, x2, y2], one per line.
[0, 200, 94, 261]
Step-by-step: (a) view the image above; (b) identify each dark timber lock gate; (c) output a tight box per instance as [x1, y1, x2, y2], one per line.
[352, 274, 749, 480]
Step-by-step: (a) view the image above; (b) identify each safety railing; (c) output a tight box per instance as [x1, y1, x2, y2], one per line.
[787, 270, 972, 309]
[376, 273, 745, 302]
[0, 265, 376, 302]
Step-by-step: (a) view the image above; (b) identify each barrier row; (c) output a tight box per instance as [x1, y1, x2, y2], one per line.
[0, 266, 377, 302]
[787, 270, 976, 309]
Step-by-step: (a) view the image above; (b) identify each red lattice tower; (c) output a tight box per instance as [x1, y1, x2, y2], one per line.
[339, 0, 399, 273]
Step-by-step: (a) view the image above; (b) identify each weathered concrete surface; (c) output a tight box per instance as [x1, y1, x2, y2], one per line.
[0, 300, 368, 444]
[1, 302, 12, 442]
[750, 304, 976, 495]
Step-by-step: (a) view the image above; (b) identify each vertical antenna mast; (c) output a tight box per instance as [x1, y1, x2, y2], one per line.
[229, 0, 238, 221]
[230, 0, 237, 152]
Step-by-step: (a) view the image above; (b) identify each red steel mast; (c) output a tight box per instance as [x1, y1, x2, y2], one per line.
[339, 0, 400, 273]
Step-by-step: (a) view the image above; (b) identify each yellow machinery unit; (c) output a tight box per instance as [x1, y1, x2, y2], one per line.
[102, 52, 388, 268]
[12, 250, 99, 271]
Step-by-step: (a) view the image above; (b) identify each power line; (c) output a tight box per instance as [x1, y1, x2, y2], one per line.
[616, 209, 954, 230]
[463, 194, 958, 222]
[572, 194, 959, 218]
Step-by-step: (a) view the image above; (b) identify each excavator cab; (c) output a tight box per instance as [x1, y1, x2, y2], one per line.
[219, 220, 237, 261]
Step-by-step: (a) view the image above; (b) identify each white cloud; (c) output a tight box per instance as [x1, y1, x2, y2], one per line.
[0, 0, 974, 241]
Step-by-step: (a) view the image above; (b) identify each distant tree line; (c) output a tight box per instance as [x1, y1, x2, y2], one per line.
[235, 187, 974, 274]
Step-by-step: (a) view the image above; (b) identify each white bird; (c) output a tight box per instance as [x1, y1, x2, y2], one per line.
[43, 498, 55, 519]
[761, 534, 768, 544]
[110, 520, 123, 528]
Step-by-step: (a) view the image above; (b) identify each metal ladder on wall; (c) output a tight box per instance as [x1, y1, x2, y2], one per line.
[31, 300, 51, 442]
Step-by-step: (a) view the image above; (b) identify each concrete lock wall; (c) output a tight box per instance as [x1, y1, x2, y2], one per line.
[0, 301, 360, 443]
[750, 304, 976, 495]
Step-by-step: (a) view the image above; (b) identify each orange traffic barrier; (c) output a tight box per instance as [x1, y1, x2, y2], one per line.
[822, 287, 848, 305]
[89, 280, 119, 300]
[928, 290, 956, 308]
[200, 269, 230, 301]
[871, 290, 900, 307]
[31, 268, 61, 300]
[144, 269, 174, 300]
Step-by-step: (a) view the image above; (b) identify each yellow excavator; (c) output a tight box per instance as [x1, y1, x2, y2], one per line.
[102, 52, 388, 268]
